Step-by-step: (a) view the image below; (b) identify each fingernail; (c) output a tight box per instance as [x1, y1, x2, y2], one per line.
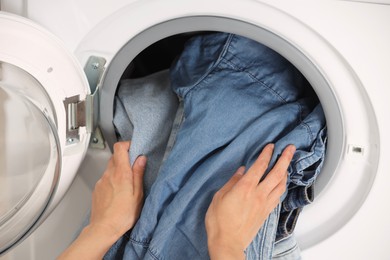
[137, 155, 147, 167]
[237, 166, 245, 175]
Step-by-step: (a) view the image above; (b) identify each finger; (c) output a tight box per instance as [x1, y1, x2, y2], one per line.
[217, 166, 245, 195]
[259, 174, 287, 221]
[258, 145, 295, 193]
[112, 141, 131, 170]
[267, 171, 288, 203]
[132, 155, 147, 196]
[270, 145, 295, 175]
[242, 144, 274, 185]
[113, 141, 131, 153]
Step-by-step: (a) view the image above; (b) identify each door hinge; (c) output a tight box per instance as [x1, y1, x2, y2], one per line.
[63, 90, 98, 145]
[63, 56, 106, 145]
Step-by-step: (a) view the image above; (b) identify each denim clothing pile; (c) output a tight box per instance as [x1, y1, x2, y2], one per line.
[107, 33, 326, 260]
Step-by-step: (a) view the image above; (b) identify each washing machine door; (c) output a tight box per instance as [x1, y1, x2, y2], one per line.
[0, 12, 93, 254]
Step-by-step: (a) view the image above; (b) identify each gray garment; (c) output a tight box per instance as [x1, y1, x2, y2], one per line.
[113, 70, 179, 196]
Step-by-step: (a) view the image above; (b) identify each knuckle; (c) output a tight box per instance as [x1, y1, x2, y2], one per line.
[257, 192, 267, 203]
[94, 179, 103, 190]
[117, 164, 130, 174]
[277, 169, 285, 179]
[213, 190, 222, 198]
[113, 142, 122, 151]
[101, 171, 109, 180]
[271, 168, 285, 181]
[213, 190, 224, 200]
[239, 177, 254, 190]
[256, 158, 269, 171]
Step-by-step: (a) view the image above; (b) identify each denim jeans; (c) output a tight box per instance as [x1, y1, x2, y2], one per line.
[272, 235, 302, 260]
[106, 33, 326, 259]
[113, 70, 179, 196]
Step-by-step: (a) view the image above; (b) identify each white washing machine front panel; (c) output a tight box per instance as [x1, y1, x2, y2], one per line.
[0, 0, 389, 259]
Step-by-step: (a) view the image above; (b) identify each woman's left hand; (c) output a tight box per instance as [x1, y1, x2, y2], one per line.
[58, 141, 147, 259]
[90, 141, 147, 239]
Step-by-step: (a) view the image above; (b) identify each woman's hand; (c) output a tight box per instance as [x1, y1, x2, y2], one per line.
[205, 144, 295, 260]
[58, 141, 147, 259]
[90, 141, 146, 239]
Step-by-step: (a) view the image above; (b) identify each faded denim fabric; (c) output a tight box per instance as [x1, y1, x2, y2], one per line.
[106, 33, 326, 260]
[160, 99, 185, 164]
[272, 234, 302, 260]
[113, 70, 179, 196]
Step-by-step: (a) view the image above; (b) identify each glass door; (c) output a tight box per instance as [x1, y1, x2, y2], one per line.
[0, 62, 60, 253]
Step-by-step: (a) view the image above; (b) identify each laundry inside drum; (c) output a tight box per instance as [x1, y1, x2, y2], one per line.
[113, 31, 327, 196]
[108, 32, 328, 258]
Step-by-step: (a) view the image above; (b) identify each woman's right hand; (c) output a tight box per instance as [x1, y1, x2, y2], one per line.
[205, 144, 296, 260]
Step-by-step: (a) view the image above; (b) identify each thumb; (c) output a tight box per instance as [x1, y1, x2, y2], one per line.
[132, 155, 147, 195]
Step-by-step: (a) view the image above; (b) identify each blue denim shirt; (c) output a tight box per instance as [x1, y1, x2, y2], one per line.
[105, 33, 326, 260]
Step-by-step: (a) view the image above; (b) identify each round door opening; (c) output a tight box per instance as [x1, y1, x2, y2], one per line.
[97, 15, 379, 250]
[0, 62, 60, 254]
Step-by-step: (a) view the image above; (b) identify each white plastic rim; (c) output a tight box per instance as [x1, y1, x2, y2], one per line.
[75, 0, 380, 249]
[0, 12, 90, 254]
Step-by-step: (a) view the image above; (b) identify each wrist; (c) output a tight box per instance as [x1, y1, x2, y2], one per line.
[82, 223, 121, 245]
[57, 224, 119, 259]
[208, 240, 245, 260]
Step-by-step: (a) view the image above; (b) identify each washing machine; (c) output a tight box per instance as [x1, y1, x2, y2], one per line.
[0, 0, 389, 259]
